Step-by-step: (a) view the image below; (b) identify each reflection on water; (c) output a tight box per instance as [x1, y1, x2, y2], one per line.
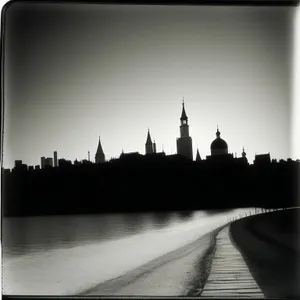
[4, 209, 258, 295]
[3, 211, 198, 257]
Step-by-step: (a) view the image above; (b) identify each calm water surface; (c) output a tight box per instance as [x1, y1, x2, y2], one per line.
[3, 209, 252, 295]
[3, 211, 204, 256]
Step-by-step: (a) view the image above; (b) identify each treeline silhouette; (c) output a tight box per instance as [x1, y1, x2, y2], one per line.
[2, 155, 299, 216]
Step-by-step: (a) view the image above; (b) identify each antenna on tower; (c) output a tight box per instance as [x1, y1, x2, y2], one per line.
[88, 151, 90, 161]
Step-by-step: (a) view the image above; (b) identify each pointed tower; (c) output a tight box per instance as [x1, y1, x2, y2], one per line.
[145, 129, 154, 154]
[176, 99, 193, 160]
[95, 136, 105, 163]
[196, 149, 201, 161]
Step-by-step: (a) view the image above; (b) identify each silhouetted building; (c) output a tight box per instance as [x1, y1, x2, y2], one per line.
[45, 157, 53, 167]
[54, 151, 58, 167]
[210, 126, 228, 156]
[152, 151, 166, 157]
[3, 168, 11, 176]
[58, 158, 72, 167]
[206, 127, 234, 163]
[14, 160, 22, 168]
[176, 101, 193, 160]
[28, 166, 34, 171]
[240, 147, 248, 164]
[95, 136, 105, 163]
[196, 149, 201, 161]
[254, 153, 271, 166]
[119, 151, 144, 163]
[74, 159, 81, 165]
[120, 151, 141, 159]
[14, 160, 27, 171]
[35, 165, 40, 170]
[81, 159, 93, 165]
[41, 157, 46, 169]
[235, 147, 249, 165]
[145, 129, 155, 154]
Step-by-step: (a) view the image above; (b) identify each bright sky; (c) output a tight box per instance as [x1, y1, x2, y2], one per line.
[2, 3, 298, 168]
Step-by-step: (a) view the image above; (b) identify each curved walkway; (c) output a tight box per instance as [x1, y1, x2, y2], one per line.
[201, 226, 264, 298]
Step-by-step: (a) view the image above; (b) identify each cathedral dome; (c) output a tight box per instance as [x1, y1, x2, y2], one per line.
[210, 128, 228, 155]
[211, 138, 228, 150]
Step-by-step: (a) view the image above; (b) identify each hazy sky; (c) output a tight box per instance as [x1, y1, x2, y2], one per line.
[2, 3, 296, 168]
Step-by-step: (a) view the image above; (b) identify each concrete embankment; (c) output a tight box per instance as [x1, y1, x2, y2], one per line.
[230, 208, 300, 298]
[82, 224, 227, 296]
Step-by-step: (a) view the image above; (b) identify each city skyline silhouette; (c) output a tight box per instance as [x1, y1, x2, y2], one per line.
[4, 98, 299, 169]
[2, 3, 297, 169]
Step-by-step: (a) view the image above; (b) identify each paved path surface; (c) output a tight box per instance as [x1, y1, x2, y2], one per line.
[201, 226, 264, 298]
[83, 228, 222, 296]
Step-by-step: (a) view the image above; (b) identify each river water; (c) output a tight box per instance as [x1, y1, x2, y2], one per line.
[2, 209, 254, 295]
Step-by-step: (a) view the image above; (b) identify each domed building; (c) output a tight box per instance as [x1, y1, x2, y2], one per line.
[206, 126, 234, 163]
[210, 127, 228, 156]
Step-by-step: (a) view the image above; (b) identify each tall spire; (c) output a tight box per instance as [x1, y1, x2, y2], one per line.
[96, 136, 104, 155]
[145, 129, 153, 154]
[95, 136, 105, 163]
[180, 98, 188, 121]
[196, 149, 201, 161]
[177, 99, 193, 160]
[146, 129, 152, 144]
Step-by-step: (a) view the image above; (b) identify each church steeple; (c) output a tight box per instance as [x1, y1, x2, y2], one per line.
[146, 128, 152, 145]
[95, 136, 105, 163]
[196, 149, 201, 161]
[176, 99, 193, 160]
[179, 99, 190, 138]
[180, 98, 188, 124]
[145, 129, 154, 154]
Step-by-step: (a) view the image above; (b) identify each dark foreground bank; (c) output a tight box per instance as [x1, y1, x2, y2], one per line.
[230, 208, 300, 298]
